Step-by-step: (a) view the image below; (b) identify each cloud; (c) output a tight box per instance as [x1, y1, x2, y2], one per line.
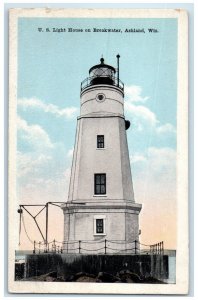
[131, 147, 177, 248]
[125, 101, 158, 127]
[131, 147, 176, 183]
[17, 152, 52, 177]
[124, 86, 176, 136]
[17, 117, 73, 195]
[17, 116, 54, 150]
[125, 85, 149, 103]
[156, 123, 176, 134]
[132, 147, 176, 168]
[18, 97, 78, 119]
[124, 85, 158, 129]
[147, 147, 176, 174]
[18, 167, 71, 204]
[67, 148, 74, 158]
[130, 154, 147, 164]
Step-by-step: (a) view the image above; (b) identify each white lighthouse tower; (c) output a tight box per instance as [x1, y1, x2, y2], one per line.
[62, 56, 142, 253]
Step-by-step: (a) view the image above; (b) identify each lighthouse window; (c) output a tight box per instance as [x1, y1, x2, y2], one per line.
[94, 215, 106, 235]
[97, 135, 104, 148]
[96, 219, 104, 234]
[94, 173, 106, 195]
[96, 93, 106, 102]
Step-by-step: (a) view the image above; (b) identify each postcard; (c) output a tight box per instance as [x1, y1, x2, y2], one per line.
[9, 8, 188, 294]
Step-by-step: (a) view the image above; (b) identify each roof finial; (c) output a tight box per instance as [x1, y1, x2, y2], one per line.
[100, 56, 104, 64]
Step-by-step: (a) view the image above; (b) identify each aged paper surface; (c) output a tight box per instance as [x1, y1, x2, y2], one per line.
[9, 8, 188, 294]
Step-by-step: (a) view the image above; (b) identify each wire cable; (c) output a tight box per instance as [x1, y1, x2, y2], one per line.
[21, 214, 35, 245]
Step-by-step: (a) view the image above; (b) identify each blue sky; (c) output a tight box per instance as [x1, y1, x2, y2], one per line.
[17, 17, 177, 248]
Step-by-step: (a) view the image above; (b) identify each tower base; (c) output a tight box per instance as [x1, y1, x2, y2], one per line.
[62, 201, 142, 253]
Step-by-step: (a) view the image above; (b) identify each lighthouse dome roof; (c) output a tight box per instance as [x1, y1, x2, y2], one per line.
[89, 58, 116, 74]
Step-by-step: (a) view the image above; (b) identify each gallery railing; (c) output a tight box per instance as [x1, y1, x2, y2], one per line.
[80, 76, 124, 92]
[32, 239, 164, 256]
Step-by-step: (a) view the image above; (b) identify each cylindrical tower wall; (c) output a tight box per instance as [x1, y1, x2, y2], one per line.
[80, 85, 124, 116]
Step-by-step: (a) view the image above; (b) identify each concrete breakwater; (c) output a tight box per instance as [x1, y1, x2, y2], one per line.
[21, 254, 169, 283]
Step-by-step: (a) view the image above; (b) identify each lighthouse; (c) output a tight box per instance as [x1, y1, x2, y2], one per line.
[62, 56, 142, 253]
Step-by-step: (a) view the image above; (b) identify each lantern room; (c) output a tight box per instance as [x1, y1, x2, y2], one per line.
[80, 55, 124, 93]
[89, 57, 116, 86]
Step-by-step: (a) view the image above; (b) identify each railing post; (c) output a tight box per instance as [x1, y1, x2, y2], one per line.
[104, 239, 107, 254]
[53, 239, 56, 253]
[134, 240, 137, 254]
[79, 240, 81, 254]
[33, 240, 36, 254]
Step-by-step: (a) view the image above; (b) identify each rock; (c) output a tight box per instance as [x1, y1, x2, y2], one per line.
[45, 276, 57, 282]
[76, 276, 97, 282]
[45, 271, 57, 278]
[56, 276, 65, 282]
[65, 274, 75, 282]
[73, 272, 96, 281]
[117, 270, 142, 283]
[97, 272, 120, 283]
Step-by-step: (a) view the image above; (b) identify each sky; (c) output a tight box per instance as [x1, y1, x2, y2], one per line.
[17, 17, 177, 250]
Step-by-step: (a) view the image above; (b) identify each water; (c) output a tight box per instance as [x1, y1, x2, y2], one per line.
[163, 256, 176, 284]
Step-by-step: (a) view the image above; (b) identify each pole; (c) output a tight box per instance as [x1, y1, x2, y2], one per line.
[116, 54, 120, 87]
[46, 203, 48, 250]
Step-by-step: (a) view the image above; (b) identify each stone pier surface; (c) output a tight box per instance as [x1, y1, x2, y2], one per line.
[23, 253, 170, 283]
